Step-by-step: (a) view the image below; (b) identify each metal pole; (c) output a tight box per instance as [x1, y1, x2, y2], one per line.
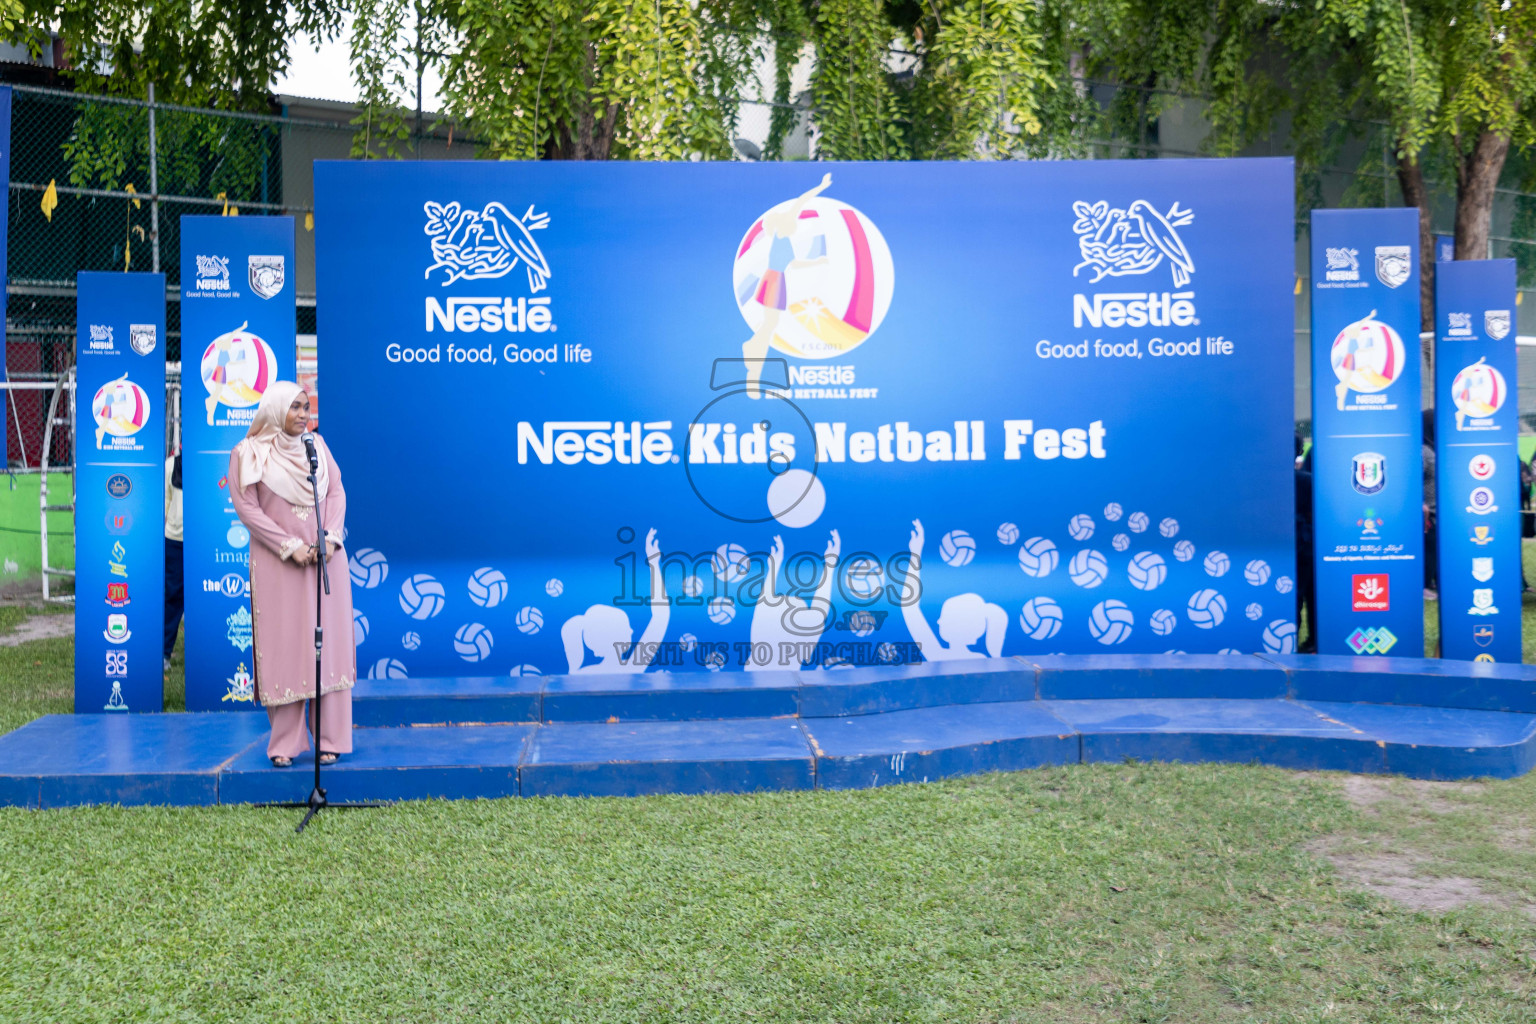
[148, 83, 160, 274]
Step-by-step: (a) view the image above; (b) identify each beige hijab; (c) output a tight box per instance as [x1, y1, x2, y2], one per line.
[233, 381, 329, 505]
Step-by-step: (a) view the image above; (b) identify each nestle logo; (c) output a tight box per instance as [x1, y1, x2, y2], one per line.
[1072, 291, 1196, 329]
[425, 296, 554, 333]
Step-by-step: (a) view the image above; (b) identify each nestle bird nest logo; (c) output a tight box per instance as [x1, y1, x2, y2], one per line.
[423, 201, 552, 290]
[1071, 199, 1195, 287]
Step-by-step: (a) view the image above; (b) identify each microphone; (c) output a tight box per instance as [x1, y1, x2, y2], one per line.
[300, 431, 319, 471]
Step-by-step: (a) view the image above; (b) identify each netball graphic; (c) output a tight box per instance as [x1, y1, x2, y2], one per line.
[733, 174, 895, 396]
[200, 321, 278, 425]
[91, 374, 151, 450]
[1451, 358, 1507, 431]
[1330, 310, 1406, 410]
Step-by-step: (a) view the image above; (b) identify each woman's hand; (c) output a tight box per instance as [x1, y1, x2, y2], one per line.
[292, 545, 315, 566]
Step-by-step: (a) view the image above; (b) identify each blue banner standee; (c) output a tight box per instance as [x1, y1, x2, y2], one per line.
[1309, 208, 1424, 658]
[1434, 259, 1520, 662]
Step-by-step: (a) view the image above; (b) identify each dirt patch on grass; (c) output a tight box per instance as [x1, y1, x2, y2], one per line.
[1314, 842, 1509, 914]
[0, 613, 74, 647]
[1336, 774, 1484, 815]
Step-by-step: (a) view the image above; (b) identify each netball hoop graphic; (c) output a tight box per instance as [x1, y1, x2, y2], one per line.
[1330, 310, 1406, 411]
[733, 174, 895, 397]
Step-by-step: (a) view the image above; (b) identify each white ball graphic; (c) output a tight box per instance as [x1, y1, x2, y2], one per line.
[1244, 560, 1272, 587]
[399, 574, 446, 620]
[708, 597, 736, 625]
[1159, 517, 1179, 538]
[997, 522, 1020, 545]
[1275, 576, 1294, 594]
[1173, 540, 1195, 562]
[467, 566, 508, 608]
[767, 467, 826, 528]
[1112, 533, 1130, 552]
[713, 543, 750, 581]
[1204, 551, 1231, 577]
[1019, 597, 1064, 641]
[1150, 608, 1177, 636]
[682, 575, 704, 598]
[1218, 648, 1243, 655]
[509, 664, 542, 677]
[939, 530, 976, 567]
[367, 657, 408, 680]
[352, 611, 369, 647]
[703, 650, 727, 671]
[1187, 589, 1227, 629]
[1089, 599, 1134, 645]
[1127, 511, 1149, 533]
[1068, 514, 1095, 541]
[1017, 537, 1059, 578]
[1069, 549, 1109, 588]
[1245, 602, 1263, 621]
[678, 633, 699, 652]
[454, 622, 494, 662]
[876, 642, 901, 664]
[401, 631, 421, 651]
[349, 548, 389, 589]
[844, 556, 885, 599]
[1104, 502, 1123, 522]
[847, 610, 877, 637]
[1128, 551, 1168, 591]
[515, 605, 544, 635]
[1263, 619, 1299, 654]
[545, 578, 564, 597]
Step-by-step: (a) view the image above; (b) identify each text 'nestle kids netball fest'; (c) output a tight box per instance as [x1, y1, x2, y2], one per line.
[316, 159, 1295, 676]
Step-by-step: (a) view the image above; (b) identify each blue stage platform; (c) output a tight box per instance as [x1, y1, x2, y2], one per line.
[3, 654, 1534, 808]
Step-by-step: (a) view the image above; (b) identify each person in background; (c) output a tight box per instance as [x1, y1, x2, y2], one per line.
[1422, 410, 1437, 598]
[163, 451, 184, 671]
[1295, 434, 1316, 652]
[1522, 451, 1533, 593]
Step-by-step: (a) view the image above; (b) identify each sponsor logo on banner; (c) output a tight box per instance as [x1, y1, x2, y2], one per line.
[203, 573, 249, 598]
[226, 605, 253, 652]
[91, 376, 152, 450]
[1485, 310, 1511, 341]
[106, 582, 130, 607]
[105, 650, 127, 675]
[1475, 653, 1496, 663]
[87, 323, 115, 352]
[105, 510, 133, 535]
[195, 254, 231, 291]
[248, 255, 286, 299]
[1330, 312, 1406, 410]
[224, 662, 254, 703]
[1451, 358, 1507, 430]
[1473, 625, 1495, 647]
[106, 473, 132, 498]
[1351, 452, 1386, 494]
[1472, 557, 1494, 583]
[1352, 573, 1389, 611]
[109, 541, 128, 577]
[104, 613, 130, 643]
[129, 323, 157, 355]
[200, 324, 279, 427]
[227, 522, 251, 548]
[1374, 245, 1411, 288]
[1469, 453, 1495, 481]
[425, 201, 552, 288]
[1346, 626, 1398, 654]
[1357, 508, 1383, 539]
[1470, 589, 1498, 615]
[1471, 525, 1494, 545]
[1467, 486, 1498, 515]
[1447, 312, 1472, 337]
[104, 680, 128, 711]
[1071, 199, 1198, 331]
[1324, 247, 1359, 281]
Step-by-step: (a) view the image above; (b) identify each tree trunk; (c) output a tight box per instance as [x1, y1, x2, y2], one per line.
[1396, 149, 1434, 334]
[1454, 131, 1511, 260]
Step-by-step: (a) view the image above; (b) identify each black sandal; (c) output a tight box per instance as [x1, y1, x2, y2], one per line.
[270, 756, 293, 768]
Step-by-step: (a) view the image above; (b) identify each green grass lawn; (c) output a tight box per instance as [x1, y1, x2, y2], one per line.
[3, 607, 1536, 1022]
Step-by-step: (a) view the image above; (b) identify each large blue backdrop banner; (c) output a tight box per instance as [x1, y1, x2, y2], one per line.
[180, 217, 295, 711]
[1309, 208, 1424, 658]
[1434, 259, 1520, 663]
[74, 272, 165, 712]
[317, 160, 1296, 678]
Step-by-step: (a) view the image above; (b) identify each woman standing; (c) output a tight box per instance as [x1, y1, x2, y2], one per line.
[230, 381, 355, 767]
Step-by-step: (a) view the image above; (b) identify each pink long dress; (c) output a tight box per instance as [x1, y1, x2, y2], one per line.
[228, 436, 356, 756]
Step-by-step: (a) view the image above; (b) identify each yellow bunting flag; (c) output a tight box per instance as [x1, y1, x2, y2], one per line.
[124, 236, 131, 272]
[216, 191, 228, 216]
[40, 179, 58, 221]
[229, 206, 239, 216]
[125, 183, 140, 209]
[304, 212, 314, 232]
